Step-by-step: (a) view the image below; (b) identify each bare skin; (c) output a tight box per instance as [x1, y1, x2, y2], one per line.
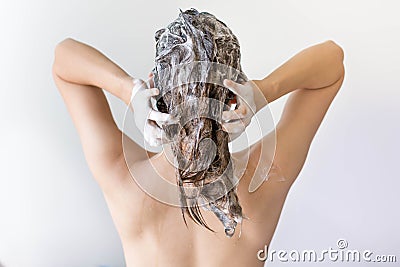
[52, 38, 345, 267]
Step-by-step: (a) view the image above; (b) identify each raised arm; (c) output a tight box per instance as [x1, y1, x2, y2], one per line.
[255, 40, 345, 183]
[254, 40, 345, 105]
[52, 38, 148, 192]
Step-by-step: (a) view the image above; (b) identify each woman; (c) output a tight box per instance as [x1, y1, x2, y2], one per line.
[52, 11, 345, 267]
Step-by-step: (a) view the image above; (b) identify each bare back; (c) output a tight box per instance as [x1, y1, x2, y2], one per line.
[105, 131, 293, 267]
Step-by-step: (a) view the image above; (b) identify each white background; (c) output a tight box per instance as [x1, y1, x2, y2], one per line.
[0, 0, 399, 266]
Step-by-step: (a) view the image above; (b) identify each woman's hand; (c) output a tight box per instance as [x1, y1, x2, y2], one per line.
[221, 79, 258, 141]
[129, 74, 177, 147]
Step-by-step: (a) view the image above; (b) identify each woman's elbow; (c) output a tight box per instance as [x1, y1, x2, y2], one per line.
[55, 37, 76, 53]
[325, 40, 344, 61]
[52, 38, 74, 78]
[325, 40, 345, 78]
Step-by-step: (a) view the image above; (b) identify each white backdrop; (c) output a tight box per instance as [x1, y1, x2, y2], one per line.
[0, 0, 399, 266]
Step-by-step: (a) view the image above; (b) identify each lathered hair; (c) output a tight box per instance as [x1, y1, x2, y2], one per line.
[152, 8, 246, 237]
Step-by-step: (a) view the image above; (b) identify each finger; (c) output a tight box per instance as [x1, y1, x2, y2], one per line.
[144, 123, 163, 146]
[222, 120, 246, 134]
[148, 72, 155, 88]
[148, 109, 178, 124]
[147, 121, 172, 145]
[223, 103, 252, 121]
[151, 129, 171, 144]
[144, 88, 159, 98]
[146, 137, 161, 147]
[152, 138, 163, 147]
[222, 109, 246, 122]
[224, 80, 257, 114]
[235, 103, 251, 117]
[236, 96, 257, 116]
[148, 121, 164, 138]
[223, 79, 244, 96]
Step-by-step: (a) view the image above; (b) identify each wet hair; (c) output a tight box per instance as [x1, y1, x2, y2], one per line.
[152, 8, 246, 237]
